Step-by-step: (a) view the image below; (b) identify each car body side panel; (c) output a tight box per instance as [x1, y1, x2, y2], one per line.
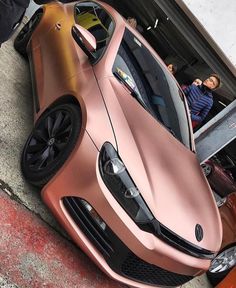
[66, 73, 117, 149]
[30, 3, 90, 117]
[28, 3, 116, 147]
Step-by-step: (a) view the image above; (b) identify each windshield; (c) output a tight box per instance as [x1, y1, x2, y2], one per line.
[112, 29, 191, 149]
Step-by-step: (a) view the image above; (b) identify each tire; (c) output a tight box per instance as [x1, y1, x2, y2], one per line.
[14, 10, 42, 57]
[21, 104, 82, 187]
[207, 243, 236, 286]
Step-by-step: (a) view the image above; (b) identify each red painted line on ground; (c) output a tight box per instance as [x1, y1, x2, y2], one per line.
[0, 190, 125, 288]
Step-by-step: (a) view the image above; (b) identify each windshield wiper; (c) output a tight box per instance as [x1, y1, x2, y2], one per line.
[166, 126, 176, 137]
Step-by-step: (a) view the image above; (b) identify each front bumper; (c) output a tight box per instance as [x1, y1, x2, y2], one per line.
[62, 195, 193, 287]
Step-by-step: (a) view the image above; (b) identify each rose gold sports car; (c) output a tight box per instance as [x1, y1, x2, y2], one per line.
[14, 1, 222, 287]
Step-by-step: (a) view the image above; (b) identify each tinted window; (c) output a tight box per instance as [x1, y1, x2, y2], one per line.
[74, 1, 114, 60]
[113, 29, 191, 149]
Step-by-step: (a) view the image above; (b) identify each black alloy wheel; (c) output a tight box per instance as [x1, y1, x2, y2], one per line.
[14, 10, 42, 57]
[21, 104, 82, 187]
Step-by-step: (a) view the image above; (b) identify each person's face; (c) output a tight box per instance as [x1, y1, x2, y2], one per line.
[203, 76, 219, 90]
[167, 64, 174, 75]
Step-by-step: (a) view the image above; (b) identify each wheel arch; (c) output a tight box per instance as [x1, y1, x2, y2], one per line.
[46, 94, 87, 129]
[48, 95, 81, 110]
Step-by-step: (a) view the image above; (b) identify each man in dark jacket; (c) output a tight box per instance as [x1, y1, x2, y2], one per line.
[183, 74, 221, 128]
[0, 0, 30, 45]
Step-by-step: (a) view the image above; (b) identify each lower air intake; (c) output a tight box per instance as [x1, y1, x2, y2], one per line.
[121, 252, 193, 286]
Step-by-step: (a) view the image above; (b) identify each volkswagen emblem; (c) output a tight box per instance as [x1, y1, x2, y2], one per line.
[195, 224, 204, 242]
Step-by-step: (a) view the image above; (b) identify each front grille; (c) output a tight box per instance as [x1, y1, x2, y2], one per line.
[140, 220, 216, 259]
[159, 223, 215, 259]
[121, 252, 193, 286]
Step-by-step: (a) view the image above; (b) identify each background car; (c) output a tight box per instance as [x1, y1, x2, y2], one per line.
[14, 1, 222, 287]
[201, 160, 236, 197]
[207, 192, 236, 286]
[213, 144, 236, 179]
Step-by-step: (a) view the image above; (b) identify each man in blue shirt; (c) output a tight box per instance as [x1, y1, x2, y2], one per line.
[183, 74, 221, 128]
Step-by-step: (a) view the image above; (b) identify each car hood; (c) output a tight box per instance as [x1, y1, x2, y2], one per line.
[99, 77, 222, 252]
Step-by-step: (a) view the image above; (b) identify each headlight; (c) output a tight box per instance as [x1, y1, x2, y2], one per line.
[99, 142, 154, 225]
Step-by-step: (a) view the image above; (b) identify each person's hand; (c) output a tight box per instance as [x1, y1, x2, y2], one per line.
[127, 17, 137, 29]
[192, 78, 202, 86]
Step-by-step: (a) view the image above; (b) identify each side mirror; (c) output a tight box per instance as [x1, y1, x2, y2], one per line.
[72, 24, 96, 61]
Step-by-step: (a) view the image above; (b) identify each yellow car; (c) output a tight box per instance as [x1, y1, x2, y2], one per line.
[76, 10, 109, 43]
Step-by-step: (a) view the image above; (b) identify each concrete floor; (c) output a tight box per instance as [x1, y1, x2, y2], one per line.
[0, 28, 212, 288]
[0, 33, 63, 233]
